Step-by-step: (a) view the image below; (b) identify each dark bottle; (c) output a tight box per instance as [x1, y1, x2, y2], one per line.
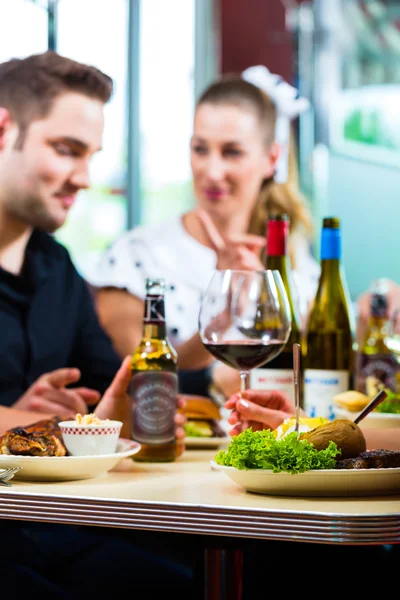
[303, 217, 356, 419]
[130, 278, 178, 462]
[249, 214, 302, 404]
[356, 290, 398, 396]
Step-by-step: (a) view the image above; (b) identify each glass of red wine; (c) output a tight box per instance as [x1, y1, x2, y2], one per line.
[199, 269, 292, 393]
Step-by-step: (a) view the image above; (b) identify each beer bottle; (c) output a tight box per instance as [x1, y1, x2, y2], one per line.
[355, 290, 398, 396]
[130, 278, 178, 462]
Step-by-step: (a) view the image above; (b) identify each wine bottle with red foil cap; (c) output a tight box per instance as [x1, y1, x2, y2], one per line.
[249, 214, 302, 404]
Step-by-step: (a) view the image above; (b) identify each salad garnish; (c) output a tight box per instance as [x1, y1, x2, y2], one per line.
[214, 428, 339, 474]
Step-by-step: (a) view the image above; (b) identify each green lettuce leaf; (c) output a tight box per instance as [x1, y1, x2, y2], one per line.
[214, 428, 338, 474]
[184, 421, 211, 437]
[373, 390, 400, 414]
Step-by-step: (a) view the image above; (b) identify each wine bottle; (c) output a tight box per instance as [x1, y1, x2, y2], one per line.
[249, 214, 302, 403]
[303, 217, 355, 419]
[130, 278, 178, 462]
[355, 289, 399, 396]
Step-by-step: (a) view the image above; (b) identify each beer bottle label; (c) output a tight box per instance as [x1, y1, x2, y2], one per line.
[144, 293, 166, 323]
[131, 371, 177, 444]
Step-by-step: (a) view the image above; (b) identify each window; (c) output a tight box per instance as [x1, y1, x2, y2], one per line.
[0, 0, 47, 61]
[0, 0, 212, 282]
[138, 0, 196, 225]
[55, 0, 129, 280]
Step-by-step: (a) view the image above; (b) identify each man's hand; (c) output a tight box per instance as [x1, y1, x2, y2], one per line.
[224, 389, 300, 436]
[14, 358, 186, 441]
[95, 356, 187, 440]
[13, 369, 100, 418]
[196, 209, 265, 271]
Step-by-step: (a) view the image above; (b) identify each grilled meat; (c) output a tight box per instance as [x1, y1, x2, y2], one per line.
[0, 416, 67, 457]
[0, 431, 66, 456]
[335, 449, 400, 470]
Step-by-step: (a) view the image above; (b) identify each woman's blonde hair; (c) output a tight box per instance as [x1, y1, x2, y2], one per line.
[196, 76, 314, 268]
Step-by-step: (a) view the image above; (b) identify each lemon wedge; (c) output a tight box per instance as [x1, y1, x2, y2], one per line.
[273, 416, 329, 440]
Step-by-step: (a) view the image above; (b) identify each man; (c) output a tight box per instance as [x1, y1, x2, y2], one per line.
[0, 50, 186, 429]
[0, 50, 124, 416]
[0, 51, 194, 596]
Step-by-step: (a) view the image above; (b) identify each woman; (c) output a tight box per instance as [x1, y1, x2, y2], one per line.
[91, 67, 318, 389]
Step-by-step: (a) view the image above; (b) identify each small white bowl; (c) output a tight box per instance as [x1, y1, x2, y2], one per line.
[58, 420, 123, 456]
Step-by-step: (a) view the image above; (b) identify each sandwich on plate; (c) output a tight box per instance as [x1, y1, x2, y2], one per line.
[179, 395, 227, 439]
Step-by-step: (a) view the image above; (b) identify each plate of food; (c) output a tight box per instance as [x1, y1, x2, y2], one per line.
[0, 415, 141, 481]
[334, 390, 400, 428]
[179, 395, 231, 449]
[212, 417, 400, 497]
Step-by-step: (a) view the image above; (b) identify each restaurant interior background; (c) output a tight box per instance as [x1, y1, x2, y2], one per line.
[2, 0, 399, 302]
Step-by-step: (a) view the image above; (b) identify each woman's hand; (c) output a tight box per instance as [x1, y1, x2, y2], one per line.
[224, 389, 297, 436]
[196, 209, 265, 271]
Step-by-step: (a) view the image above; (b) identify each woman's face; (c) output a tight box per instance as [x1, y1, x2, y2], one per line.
[190, 102, 278, 222]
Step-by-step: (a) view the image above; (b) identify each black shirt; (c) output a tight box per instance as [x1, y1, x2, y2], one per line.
[0, 230, 121, 406]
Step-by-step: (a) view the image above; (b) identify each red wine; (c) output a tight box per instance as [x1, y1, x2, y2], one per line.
[204, 340, 285, 371]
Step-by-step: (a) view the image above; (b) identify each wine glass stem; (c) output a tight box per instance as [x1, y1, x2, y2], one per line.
[240, 372, 248, 394]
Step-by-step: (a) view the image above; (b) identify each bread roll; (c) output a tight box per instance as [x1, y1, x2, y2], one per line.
[333, 390, 370, 412]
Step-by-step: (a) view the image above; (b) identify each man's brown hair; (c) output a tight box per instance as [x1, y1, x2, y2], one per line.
[0, 50, 113, 147]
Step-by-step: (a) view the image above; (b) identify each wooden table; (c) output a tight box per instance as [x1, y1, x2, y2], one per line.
[0, 450, 399, 598]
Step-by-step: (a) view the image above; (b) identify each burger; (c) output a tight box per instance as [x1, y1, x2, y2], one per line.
[180, 395, 227, 439]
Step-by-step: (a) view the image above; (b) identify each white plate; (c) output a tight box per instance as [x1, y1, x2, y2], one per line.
[335, 407, 400, 428]
[211, 460, 400, 497]
[0, 438, 141, 482]
[185, 436, 231, 449]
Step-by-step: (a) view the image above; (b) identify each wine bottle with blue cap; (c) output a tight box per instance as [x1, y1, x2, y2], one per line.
[303, 217, 356, 419]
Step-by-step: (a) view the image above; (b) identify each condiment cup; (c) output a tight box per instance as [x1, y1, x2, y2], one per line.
[58, 420, 123, 456]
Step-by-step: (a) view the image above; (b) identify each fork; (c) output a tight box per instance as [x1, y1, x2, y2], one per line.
[0, 479, 12, 487]
[293, 343, 301, 434]
[0, 467, 21, 482]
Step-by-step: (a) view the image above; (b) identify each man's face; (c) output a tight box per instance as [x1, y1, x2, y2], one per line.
[0, 92, 105, 232]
